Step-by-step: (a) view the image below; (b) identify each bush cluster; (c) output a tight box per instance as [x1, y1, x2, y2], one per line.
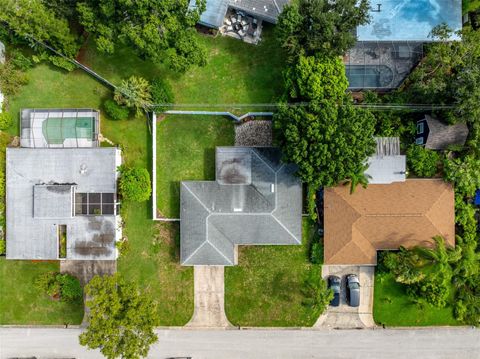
[103, 99, 130, 121]
[35, 272, 82, 302]
[406, 144, 440, 177]
[119, 166, 152, 202]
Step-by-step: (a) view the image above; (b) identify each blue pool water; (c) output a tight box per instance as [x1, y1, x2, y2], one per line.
[346, 65, 394, 89]
[357, 0, 462, 41]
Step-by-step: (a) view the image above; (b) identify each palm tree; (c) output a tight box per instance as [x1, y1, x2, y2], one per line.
[114, 76, 152, 116]
[412, 236, 462, 283]
[346, 163, 371, 194]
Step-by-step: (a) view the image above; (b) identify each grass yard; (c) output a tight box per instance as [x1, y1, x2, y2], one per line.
[373, 272, 458, 327]
[156, 115, 235, 218]
[225, 219, 322, 327]
[0, 259, 84, 324]
[80, 25, 285, 108]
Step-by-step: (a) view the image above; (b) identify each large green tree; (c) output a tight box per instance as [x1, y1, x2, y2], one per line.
[0, 0, 79, 56]
[79, 274, 159, 359]
[274, 55, 376, 189]
[276, 0, 370, 60]
[77, 0, 207, 72]
[403, 27, 480, 125]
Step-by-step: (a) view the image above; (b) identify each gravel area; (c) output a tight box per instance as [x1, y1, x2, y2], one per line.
[235, 120, 272, 147]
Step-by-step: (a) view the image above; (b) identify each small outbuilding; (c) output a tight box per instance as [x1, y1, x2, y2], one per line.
[416, 115, 469, 150]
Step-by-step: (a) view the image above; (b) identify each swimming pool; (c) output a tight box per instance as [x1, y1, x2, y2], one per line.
[346, 65, 394, 89]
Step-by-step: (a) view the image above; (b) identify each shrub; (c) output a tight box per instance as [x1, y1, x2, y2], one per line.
[116, 238, 130, 256]
[49, 55, 76, 72]
[119, 166, 152, 202]
[443, 155, 480, 197]
[0, 112, 13, 130]
[150, 78, 174, 112]
[9, 50, 33, 71]
[406, 144, 440, 177]
[36, 272, 83, 302]
[35, 271, 61, 297]
[0, 61, 29, 96]
[103, 99, 130, 121]
[301, 267, 333, 317]
[0, 171, 5, 198]
[310, 242, 323, 264]
[57, 274, 83, 302]
[0, 240, 5, 255]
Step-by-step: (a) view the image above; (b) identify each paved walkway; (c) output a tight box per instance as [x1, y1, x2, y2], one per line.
[315, 265, 375, 329]
[186, 266, 233, 328]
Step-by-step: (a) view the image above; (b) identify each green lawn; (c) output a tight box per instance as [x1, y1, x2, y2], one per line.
[225, 219, 321, 327]
[0, 259, 84, 324]
[156, 115, 235, 218]
[80, 25, 285, 109]
[373, 272, 458, 327]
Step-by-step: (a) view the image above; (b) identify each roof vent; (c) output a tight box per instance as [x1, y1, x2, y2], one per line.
[79, 163, 88, 176]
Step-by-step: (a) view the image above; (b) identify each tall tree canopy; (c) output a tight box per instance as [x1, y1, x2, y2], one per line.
[403, 27, 480, 125]
[276, 0, 370, 60]
[0, 0, 79, 57]
[274, 55, 376, 188]
[77, 0, 207, 72]
[79, 274, 159, 359]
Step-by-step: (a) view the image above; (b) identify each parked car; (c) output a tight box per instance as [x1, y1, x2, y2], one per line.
[328, 275, 341, 306]
[346, 274, 360, 307]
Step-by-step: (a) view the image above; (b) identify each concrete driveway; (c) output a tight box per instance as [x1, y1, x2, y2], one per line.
[315, 265, 375, 329]
[186, 266, 233, 328]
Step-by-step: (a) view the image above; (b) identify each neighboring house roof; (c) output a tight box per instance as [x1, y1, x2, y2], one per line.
[190, 0, 289, 28]
[6, 148, 122, 260]
[180, 147, 302, 266]
[365, 137, 406, 184]
[324, 179, 455, 265]
[423, 115, 469, 150]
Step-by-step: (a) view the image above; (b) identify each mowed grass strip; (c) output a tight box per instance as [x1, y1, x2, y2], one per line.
[156, 115, 235, 218]
[373, 272, 458, 327]
[225, 219, 322, 327]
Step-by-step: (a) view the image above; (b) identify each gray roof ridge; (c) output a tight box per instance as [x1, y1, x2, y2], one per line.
[181, 182, 212, 214]
[251, 148, 278, 174]
[182, 240, 209, 264]
[205, 238, 234, 265]
[270, 212, 301, 244]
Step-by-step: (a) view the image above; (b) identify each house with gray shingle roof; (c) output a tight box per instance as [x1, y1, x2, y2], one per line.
[416, 115, 469, 150]
[180, 147, 302, 266]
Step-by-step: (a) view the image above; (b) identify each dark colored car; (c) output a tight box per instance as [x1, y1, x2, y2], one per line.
[328, 275, 341, 306]
[346, 274, 360, 307]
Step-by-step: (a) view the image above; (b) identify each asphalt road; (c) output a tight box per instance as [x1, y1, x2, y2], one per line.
[1, 327, 479, 359]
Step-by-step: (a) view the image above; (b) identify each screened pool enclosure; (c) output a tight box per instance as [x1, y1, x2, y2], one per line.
[20, 109, 100, 148]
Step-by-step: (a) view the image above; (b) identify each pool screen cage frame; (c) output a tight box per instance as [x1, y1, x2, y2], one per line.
[20, 108, 100, 148]
[345, 41, 425, 91]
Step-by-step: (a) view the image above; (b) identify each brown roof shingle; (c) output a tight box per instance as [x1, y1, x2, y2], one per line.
[324, 179, 455, 265]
